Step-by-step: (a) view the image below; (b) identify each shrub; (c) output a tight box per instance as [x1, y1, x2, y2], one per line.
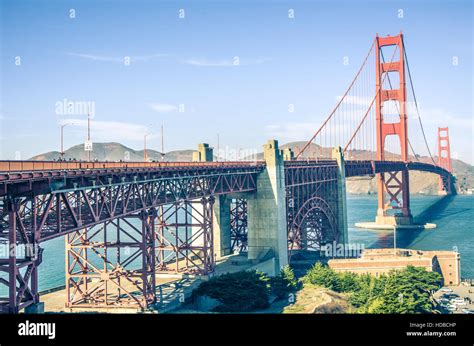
[270, 265, 299, 299]
[348, 273, 385, 311]
[302, 262, 342, 292]
[338, 271, 360, 293]
[302, 263, 442, 314]
[370, 266, 442, 314]
[192, 270, 270, 312]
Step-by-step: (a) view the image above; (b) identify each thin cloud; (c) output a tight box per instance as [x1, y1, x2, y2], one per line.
[67, 52, 269, 67]
[183, 59, 235, 67]
[413, 106, 472, 128]
[149, 103, 179, 113]
[60, 118, 150, 141]
[181, 57, 271, 67]
[264, 122, 321, 142]
[336, 95, 372, 107]
[66, 52, 171, 63]
[131, 53, 172, 61]
[66, 53, 122, 62]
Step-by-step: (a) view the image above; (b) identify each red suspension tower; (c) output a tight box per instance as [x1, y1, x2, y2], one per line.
[375, 33, 413, 225]
[437, 127, 453, 194]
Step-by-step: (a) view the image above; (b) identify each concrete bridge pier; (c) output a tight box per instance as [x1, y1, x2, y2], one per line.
[331, 147, 348, 247]
[247, 140, 288, 276]
[192, 143, 213, 162]
[192, 143, 232, 259]
[212, 195, 232, 259]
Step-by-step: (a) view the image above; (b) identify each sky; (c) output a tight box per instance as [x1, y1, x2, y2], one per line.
[0, 0, 473, 163]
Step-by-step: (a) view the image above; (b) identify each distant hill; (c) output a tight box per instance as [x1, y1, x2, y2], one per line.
[29, 142, 195, 162]
[29, 141, 474, 195]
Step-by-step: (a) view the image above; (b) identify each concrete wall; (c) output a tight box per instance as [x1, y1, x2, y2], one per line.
[329, 257, 434, 278]
[329, 248, 461, 285]
[247, 258, 277, 277]
[213, 195, 232, 259]
[247, 140, 288, 274]
[424, 251, 461, 286]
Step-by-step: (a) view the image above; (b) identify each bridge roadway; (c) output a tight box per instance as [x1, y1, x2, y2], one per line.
[0, 159, 450, 242]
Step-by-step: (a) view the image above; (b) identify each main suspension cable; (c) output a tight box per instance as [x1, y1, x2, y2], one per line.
[402, 40, 437, 165]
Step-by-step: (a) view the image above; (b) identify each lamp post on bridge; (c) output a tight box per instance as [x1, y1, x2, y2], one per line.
[60, 122, 74, 160]
[144, 132, 150, 162]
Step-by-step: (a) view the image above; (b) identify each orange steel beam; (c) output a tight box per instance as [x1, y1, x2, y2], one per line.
[437, 127, 453, 193]
[375, 33, 411, 218]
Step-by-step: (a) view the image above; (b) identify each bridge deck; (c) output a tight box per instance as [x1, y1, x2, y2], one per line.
[0, 159, 450, 196]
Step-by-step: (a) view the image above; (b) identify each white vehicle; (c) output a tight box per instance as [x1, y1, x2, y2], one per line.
[440, 287, 453, 293]
[451, 298, 466, 304]
[462, 309, 474, 314]
[447, 304, 457, 311]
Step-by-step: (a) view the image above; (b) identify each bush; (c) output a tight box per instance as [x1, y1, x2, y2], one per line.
[302, 263, 342, 292]
[370, 266, 442, 314]
[192, 270, 270, 312]
[339, 272, 360, 293]
[302, 263, 442, 314]
[348, 273, 386, 311]
[270, 265, 299, 299]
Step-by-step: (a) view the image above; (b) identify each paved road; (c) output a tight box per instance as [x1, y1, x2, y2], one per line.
[434, 283, 474, 314]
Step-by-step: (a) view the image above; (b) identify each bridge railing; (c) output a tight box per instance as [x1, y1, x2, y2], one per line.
[343, 159, 451, 178]
[285, 159, 337, 167]
[0, 160, 266, 172]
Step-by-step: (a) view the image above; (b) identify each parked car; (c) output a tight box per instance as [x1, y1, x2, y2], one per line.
[461, 309, 474, 314]
[440, 287, 453, 293]
[451, 298, 465, 304]
[447, 304, 457, 311]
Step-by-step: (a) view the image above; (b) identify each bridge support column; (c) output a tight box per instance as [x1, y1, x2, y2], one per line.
[437, 127, 454, 195]
[192, 143, 213, 162]
[331, 147, 348, 246]
[374, 33, 413, 227]
[375, 170, 413, 226]
[156, 197, 215, 275]
[65, 210, 156, 310]
[0, 197, 42, 314]
[247, 140, 288, 275]
[230, 198, 248, 253]
[212, 195, 232, 259]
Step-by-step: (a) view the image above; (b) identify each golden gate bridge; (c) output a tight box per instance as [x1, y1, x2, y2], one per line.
[0, 33, 454, 313]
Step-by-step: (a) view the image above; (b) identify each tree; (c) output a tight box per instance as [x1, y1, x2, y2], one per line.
[270, 265, 299, 299]
[302, 263, 443, 314]
[371, 266, 442, 314]
[302, 262, 341, 292]
[339, 271, 360, 293]
[348, 273, 385, 312]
